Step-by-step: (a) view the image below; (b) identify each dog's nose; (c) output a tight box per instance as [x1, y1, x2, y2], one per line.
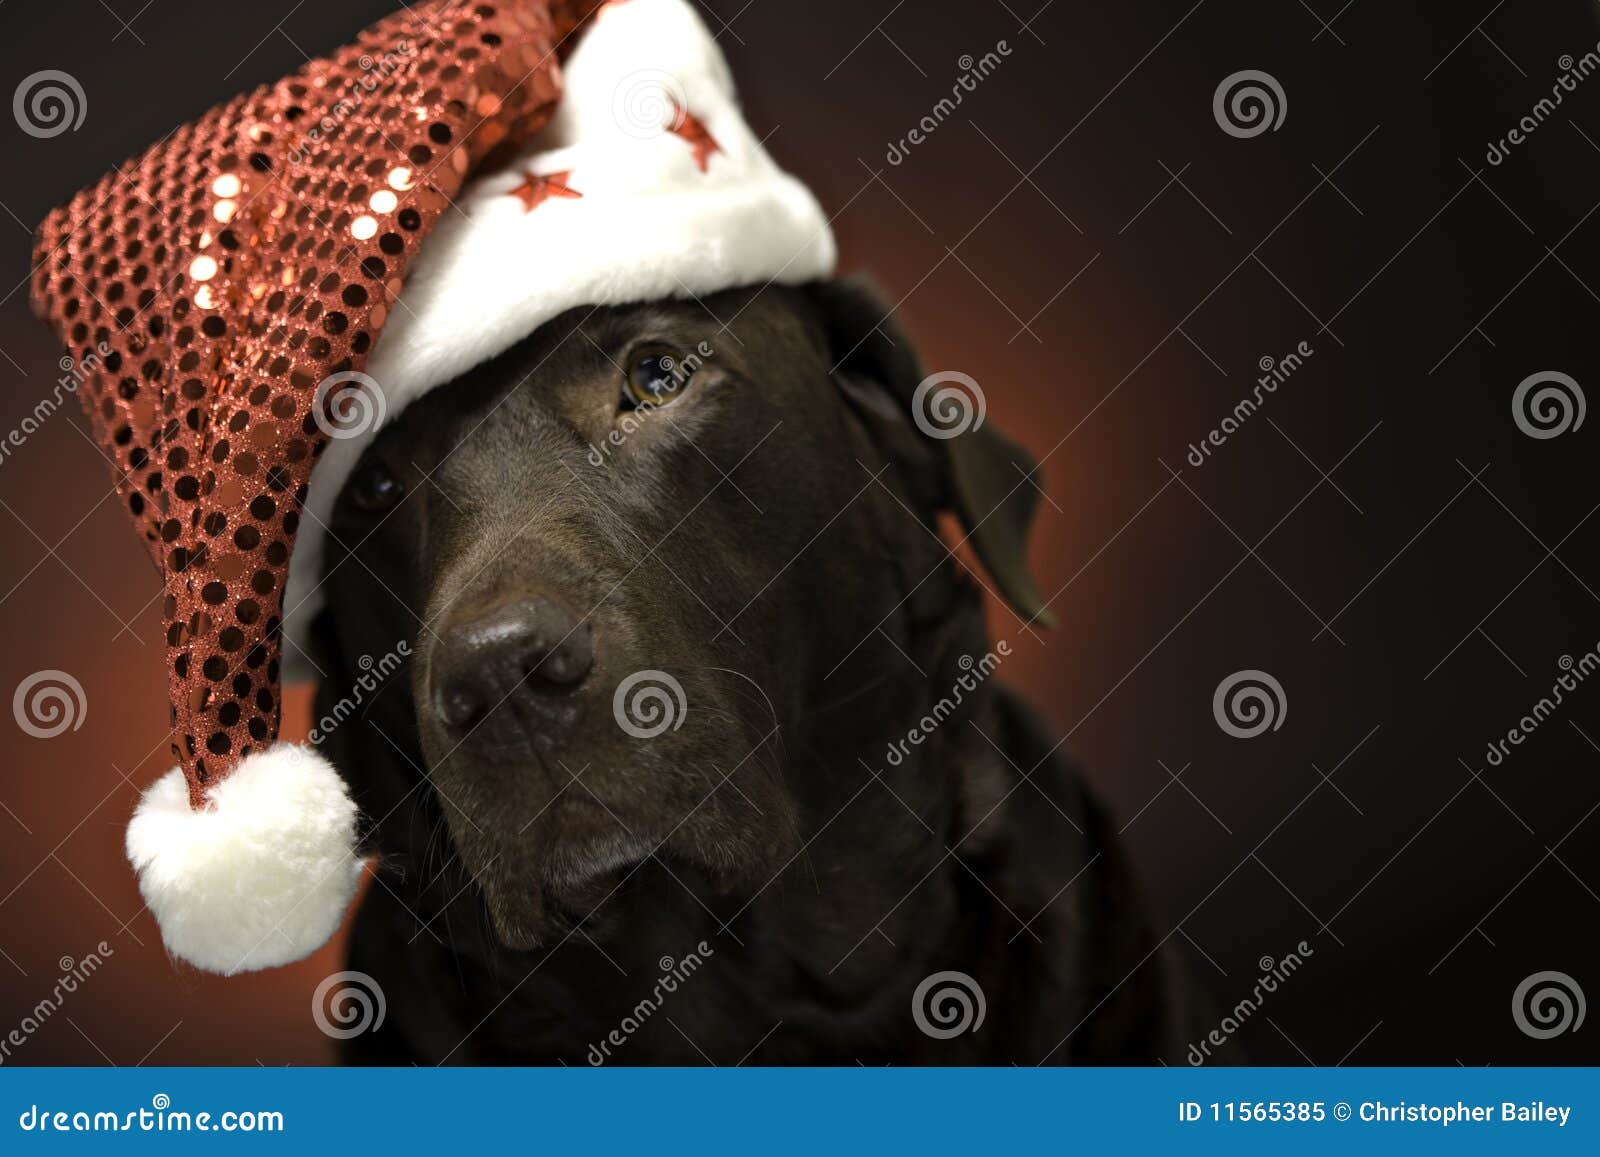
[431, 596, 594, 734]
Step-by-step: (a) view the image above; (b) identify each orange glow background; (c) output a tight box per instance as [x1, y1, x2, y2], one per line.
[3, 0, 1598, 1065]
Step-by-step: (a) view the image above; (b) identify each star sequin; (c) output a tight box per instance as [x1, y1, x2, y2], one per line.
[506, 169, 582, 211]
[668, 101, 721, 173]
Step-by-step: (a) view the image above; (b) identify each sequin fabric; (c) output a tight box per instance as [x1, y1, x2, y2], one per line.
[30, 0, 601, 806]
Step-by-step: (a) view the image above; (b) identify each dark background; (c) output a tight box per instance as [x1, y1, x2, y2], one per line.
[2, 0, 1598, 1065]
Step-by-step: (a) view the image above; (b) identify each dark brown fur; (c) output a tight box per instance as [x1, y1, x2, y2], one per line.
[311, 280, 1199, 1064]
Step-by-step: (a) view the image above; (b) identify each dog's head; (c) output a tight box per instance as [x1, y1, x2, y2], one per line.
[315, 279, 1049, 951]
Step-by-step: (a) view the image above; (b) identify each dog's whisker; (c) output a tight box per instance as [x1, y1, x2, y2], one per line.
[299, 265, 1156, 1064]
[811, 670, 891, 716]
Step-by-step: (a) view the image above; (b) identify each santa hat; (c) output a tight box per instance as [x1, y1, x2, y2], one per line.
[28, 0, 834, 975]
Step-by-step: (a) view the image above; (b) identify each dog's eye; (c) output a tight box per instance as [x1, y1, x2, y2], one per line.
[350, 462, 404, 513]
[622, 346, 692, 409]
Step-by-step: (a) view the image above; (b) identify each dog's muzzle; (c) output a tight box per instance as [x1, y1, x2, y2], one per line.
[429, 594, 594, 752]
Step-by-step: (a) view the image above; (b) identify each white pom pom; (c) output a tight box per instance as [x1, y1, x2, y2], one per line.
[125, 743, 364, 975]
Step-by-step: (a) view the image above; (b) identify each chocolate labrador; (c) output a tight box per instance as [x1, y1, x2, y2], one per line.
[309, 278, 1196, 1064]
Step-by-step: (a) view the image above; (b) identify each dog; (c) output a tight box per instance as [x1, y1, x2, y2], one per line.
[308, 278, 1198, 1064]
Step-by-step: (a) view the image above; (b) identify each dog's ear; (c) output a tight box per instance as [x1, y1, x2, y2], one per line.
[806, 278, 1054, 627]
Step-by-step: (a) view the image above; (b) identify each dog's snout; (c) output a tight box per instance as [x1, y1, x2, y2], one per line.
[431, 596, 594, 734]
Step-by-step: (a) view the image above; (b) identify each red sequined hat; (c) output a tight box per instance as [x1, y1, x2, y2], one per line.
[27, 0, 594, 974]
[28, 0, 833, 975]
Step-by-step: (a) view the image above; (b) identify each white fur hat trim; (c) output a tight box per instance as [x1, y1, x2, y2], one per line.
[282, 0, 835, 677]
[125, 743, 364, 974]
